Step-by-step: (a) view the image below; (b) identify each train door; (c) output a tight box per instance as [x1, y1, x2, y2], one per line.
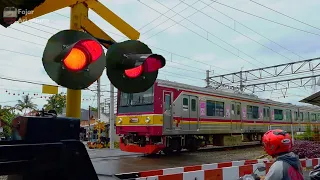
[163, 91, 173, 131]
[181, 95, 199, 131]
[231, 102, 241, 131]
[263, 107, 271, 131]
[189, 96, 199, 130]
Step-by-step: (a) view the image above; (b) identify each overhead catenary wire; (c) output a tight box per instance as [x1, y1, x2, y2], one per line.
[201, 2, 304, 59]
[212, 1, 320, 37]
[174, 0, 296, 63]
[151, 0, 271, 65]
[248, 0, 320, 31]
[138, 0, 263, 68]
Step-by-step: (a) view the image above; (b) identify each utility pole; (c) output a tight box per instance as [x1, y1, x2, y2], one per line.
[205, 70, 210, 87]
[97, 78, 101, 121]
[109, 84, 115, 149]
[240, 67, 244, 93]
[105, 98, 108, 114]
[88, 106, 91, 142]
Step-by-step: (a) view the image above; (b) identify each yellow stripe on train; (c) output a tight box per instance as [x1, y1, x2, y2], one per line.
[116, 114, 319, 126]
[116, 114, 163, 125]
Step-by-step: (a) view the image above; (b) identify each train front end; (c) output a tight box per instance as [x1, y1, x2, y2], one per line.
[116, 83, 165, 154]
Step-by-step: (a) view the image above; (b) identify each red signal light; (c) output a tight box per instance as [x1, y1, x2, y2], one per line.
[143, 57, 163, 73]
[63, 47, 88, 71]
[78, 40, 103, 62]
[63, 39, 103, 72]
[124, 65, 143, 78]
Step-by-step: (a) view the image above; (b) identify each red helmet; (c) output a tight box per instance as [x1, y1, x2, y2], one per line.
[262, 129, 292, 157]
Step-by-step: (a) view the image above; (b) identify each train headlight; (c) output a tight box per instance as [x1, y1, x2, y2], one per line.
[118, 118, 122, 124]
[145, 117, 150, 123]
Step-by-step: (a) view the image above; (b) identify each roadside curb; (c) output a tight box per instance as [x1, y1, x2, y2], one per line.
[90, 154, 143, 159]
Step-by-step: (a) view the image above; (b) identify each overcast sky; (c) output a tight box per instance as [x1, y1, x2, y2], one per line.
[0, 0, 320, 111]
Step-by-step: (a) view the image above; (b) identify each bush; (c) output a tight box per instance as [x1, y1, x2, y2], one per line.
[292, 140, 320, 158]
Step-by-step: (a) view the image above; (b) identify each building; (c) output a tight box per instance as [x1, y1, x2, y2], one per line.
[59, 108, 119, 142]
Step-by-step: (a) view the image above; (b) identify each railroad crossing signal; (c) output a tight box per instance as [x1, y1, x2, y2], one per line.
[42, 30, 106, 90]
[106, 40, 166, 93]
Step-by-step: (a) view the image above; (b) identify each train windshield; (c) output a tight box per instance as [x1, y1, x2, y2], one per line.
[118, 85, 154, 113]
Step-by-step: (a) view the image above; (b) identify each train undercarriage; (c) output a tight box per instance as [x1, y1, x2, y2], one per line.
[119, 133, 263, 155]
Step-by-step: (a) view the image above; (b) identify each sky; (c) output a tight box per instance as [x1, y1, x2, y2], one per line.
[0, 0, 320, 113]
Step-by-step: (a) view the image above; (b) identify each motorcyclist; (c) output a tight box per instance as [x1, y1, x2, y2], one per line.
[262, 129, 304, 180]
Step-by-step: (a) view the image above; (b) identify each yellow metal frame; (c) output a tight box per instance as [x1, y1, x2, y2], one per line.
[19, 0, 140, 118]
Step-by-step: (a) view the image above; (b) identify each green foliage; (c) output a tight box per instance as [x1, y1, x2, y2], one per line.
[90, 107, 98, 112]
[43, 93, 66, 114]
[294, 125, 320, 141]
[15, 95, 37, 114]
[0, 105, 17, 138]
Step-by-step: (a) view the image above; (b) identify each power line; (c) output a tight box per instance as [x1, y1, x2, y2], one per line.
[140, 0, 200, 36]
[203, 2, 304, 59]
[153, 0, 270, 65]
[213, 1, 320, 37]
[249, 0, 320, 31]
[138, 0, 262, 68]
[117, 0, 185, 42]
[178, 0, 295, 62]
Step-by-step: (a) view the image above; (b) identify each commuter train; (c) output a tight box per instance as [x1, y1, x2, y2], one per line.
[116, 79, 320, 154]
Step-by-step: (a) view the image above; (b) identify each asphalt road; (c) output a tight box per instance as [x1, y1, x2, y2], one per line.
[86, 147, 313, 180]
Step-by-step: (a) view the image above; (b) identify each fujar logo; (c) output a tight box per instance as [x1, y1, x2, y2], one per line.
[3, 7, 34, 25]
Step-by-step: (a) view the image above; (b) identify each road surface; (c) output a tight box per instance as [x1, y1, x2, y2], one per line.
[86, 147, 313, 180]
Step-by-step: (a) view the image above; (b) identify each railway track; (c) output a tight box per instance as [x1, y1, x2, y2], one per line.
[146, 141, 262, 157]
[89, 141, 262, 160]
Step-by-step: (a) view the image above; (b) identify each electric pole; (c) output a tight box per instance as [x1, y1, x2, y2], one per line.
[205, 70, 210, 87]
[240, 67, 244, 93]
[109, 84, 115, 149]
[88, 106, 91, 142]
[97, 78, 101, 121]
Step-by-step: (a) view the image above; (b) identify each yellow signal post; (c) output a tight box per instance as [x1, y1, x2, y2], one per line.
[65, 3, 89, 118]
[19, 0, 140, 118]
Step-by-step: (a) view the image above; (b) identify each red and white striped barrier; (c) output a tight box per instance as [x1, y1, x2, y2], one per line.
[115, 158, 320, 180]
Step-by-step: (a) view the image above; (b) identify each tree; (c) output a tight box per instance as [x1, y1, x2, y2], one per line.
[90, 107, 98, 112]
[15, 95, 37, 114]
[43, 93, 66, 114]
[0, 105, 17, 138]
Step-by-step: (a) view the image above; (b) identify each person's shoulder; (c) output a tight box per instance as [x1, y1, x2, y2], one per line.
[265, 161, 284, 180]
[271, 160, 284, 168]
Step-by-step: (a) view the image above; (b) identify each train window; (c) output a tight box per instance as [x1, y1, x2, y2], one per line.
[216, 102, 224, 116]
[183, 98, 188, 110]
[231, 104, 235, 115]
[191, 99, 196, 111]
[299, 112, 303, 121]
[274, 109, 283, 120]
[311, 113, 316, 121]
[294, 112, 298, 121]
[236, 104, 240, 115]
[165, 94, 171, 110]
[317, 114, 320, 121]
[119, 85, 154, 106]
[247, 105, 259, 119]
[206, 100, 224, 117]
[286, 110, 292, 121]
